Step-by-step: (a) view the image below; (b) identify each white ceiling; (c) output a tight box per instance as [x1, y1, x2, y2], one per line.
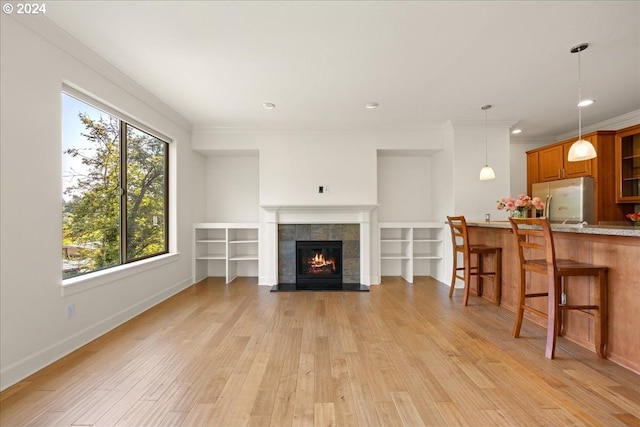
[44, 1, 640, 140]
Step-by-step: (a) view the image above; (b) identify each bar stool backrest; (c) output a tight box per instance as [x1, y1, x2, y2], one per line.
[508, 217, 558, 277]
[447, 215, 469, 257]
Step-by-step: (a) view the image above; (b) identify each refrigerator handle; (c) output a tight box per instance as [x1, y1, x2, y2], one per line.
[545, 195, 551, 218]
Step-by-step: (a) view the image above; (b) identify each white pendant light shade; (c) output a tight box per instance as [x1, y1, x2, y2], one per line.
[479, 104, 496, 180]
[479, 165, 496, 180]
[568, 43, 597, 162]
[567, 138, 597, 161]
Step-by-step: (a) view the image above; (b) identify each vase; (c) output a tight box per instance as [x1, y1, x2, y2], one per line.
[510, 210, 525, 218]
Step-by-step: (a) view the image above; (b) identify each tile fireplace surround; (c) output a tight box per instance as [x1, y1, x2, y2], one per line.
[259, 205, 377, 286]
[278, 224, 360, 284]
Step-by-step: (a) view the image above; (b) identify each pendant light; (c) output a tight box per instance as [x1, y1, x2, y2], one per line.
[479, 104, 496, 180]
[567, 43, 597, 162]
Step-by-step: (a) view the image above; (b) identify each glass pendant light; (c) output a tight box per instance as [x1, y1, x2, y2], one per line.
[567, 43, 597, 162]
[479, 104, 496, 180]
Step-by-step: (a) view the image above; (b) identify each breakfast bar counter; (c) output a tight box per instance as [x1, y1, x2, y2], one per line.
[465, 221, 639, 373]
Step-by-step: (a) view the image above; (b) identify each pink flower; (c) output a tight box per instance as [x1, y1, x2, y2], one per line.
[532, 197, 545, 210]
[626, 212, 640, 222]
[496, 194, 545, 214]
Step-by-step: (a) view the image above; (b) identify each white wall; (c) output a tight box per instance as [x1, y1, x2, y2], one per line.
[431, 125, 455, 225]
[192, 128, 446, 208]
[206, 154, 260, 222]
[259, 133, 378, 206]
[377, 154, 432, 222]
[451, 124, 511, 221]
[0, 15, 204, 390]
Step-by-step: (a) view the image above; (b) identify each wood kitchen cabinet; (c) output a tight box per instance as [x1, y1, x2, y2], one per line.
[534, 136, 594, 182]
[526, 151, 538, 195]
[615, 124, 640, 203]
[537, 144, 565, 181]
[527, 130, 630, 223]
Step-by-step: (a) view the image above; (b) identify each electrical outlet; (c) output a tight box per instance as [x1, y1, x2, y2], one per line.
[65, 303, 75, 319]
[318, 186, 324, 194]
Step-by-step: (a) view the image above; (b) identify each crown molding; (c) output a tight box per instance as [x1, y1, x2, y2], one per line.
[191, 123, 443, 135]
[555, 109, 640, 141]
[8, 13, 193, 133]
[508, 138, 556, 146]
[444, 119, 520, 129]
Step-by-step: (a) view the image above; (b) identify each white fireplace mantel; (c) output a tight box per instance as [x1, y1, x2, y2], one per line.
[260, 204, 378, 224]
[258, 205, 378, 286]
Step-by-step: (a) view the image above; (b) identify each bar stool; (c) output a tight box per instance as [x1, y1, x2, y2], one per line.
[509, 217, 608, 359]
[447, 216, 502, 306]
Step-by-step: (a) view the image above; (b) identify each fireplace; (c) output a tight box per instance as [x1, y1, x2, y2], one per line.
[270, 221, 370, 292]
[296, 240, 343, 285]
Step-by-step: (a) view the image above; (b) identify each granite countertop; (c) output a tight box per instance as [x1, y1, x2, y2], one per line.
[466, 220, 640, 237]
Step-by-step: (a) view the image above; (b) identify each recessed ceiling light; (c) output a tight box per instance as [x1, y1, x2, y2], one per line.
[577, 99, 595, 107]
[365, 102, 379, 109]
[511, 129, 523, 135]
[262, 103, 276, 110]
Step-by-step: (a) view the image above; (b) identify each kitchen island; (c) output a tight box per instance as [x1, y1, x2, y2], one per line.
[465, 220, 639, 373]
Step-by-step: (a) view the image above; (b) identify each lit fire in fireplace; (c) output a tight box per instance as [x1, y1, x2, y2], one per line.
[308, 252, 336, 274]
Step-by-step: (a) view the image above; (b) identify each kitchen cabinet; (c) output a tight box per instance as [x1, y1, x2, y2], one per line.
[526, 151, 539, 195]
[615, 124, 640, 203]
[527, 130, 630, 223]
[534, 138, 592, 182]
[563, 138, 594, 178]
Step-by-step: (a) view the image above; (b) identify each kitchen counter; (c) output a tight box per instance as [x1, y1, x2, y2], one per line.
[466, 220, 640, 237]
[463, 222, 639, 373]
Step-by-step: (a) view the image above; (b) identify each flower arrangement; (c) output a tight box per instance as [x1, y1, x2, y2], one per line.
[497, 194, 545, 218]
[626, 212, 640, 226]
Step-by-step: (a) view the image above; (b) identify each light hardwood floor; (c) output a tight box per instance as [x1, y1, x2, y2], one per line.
[1, 277, 639, 426]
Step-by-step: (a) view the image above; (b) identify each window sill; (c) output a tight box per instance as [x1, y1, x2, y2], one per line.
[61, 252, 180, 296]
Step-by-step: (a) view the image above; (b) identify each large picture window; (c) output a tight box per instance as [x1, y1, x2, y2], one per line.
[62, 91, 169, 279]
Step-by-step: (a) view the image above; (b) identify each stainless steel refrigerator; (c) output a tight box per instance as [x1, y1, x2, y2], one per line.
[531, 177, 595, 224]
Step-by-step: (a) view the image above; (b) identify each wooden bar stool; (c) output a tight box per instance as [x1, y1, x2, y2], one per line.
[509, 217, 608, 359]
[447, 216, 502, 306]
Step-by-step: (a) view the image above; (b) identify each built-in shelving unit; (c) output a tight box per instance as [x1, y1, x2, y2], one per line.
[379, 222, 443, 283]
[193, 223, 259, 284]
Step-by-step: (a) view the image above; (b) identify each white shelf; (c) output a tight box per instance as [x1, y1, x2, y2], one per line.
[413, 253, 442, 259]
[379, 222, 443, 283]
[197, 254, 226, 260]
[229, 254, 259, 261]
[381, 253, 411, 259]
[193, 223, 259, 284]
